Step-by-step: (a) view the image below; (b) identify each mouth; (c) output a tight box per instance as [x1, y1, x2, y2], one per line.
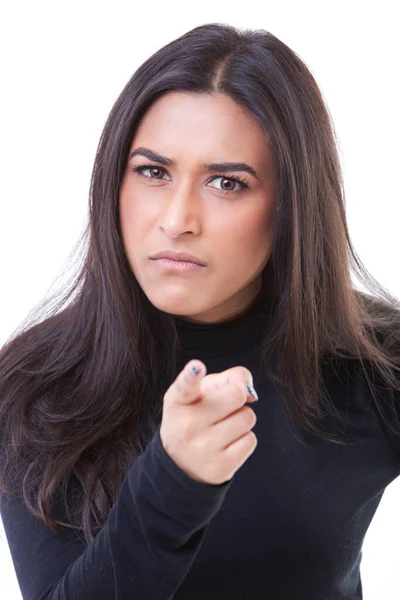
[151, 258, 206, 272]
[149, 251, 207, 266]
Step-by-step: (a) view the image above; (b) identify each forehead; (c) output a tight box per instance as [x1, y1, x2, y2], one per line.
[130, 91, 272, 165]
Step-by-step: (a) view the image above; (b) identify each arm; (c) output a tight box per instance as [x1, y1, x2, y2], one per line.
[1, 426, 233, 600]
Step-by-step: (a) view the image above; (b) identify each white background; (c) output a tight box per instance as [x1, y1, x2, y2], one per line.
[0, 1, 399, 598]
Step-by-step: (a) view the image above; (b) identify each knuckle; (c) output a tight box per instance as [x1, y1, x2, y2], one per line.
[230, 382, 246, 401]
[250, 431, 258, 447]
[243, 430, 256, 448]
[242, 405, 257, 426]
[236, 366, 253, 384]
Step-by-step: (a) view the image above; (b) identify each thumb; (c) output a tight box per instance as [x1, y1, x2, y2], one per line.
[167, 360, 207, 406]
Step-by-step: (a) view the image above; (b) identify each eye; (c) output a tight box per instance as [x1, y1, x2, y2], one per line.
[130, 164, 250, 194]
[131, 165, 167, 180]
[208, 175, 249, 193]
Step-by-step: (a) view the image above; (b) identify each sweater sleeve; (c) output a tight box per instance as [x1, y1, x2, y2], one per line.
[0, 425, 233, 600]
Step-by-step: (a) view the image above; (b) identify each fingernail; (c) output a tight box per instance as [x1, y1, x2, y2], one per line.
[245, 383, 259, 401]
[189, 363, 201, 376]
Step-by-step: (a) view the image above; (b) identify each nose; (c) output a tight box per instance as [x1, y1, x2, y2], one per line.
[159, 184, 201, 237]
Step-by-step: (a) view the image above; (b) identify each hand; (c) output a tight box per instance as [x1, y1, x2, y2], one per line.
[160, 360, 258, 485]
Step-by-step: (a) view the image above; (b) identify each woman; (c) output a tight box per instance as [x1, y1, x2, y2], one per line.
[1, 22, 400, 600]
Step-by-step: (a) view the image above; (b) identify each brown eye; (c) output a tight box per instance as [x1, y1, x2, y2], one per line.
[148, 167, 164, 178]
[221, 178, 235, 191]
[131, 165, 167, 179]
[209, 176, 247, 193]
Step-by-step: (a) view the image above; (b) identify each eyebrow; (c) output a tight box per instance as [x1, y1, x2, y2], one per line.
[128, 146, 259, 180]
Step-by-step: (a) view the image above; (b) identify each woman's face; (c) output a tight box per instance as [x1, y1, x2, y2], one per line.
[119, 91, 278, 324]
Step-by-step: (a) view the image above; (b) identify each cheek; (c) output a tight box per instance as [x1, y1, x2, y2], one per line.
[120, 182, 158, 231]
[119, 191, 145, 237]
[226, 210, 272, 254]
[119, 191, 143, 256]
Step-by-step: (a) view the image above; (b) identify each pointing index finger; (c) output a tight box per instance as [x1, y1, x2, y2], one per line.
[173, 360, 206, 405]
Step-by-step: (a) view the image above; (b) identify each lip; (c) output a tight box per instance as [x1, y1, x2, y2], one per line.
[152, 258, 204, 272]
[150, 250, 207, 266]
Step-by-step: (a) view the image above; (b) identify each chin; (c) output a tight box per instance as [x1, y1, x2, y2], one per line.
[147, 294, 205, 318]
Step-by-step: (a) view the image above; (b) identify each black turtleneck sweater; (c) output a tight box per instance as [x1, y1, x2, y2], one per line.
[1, 293, 400, 599]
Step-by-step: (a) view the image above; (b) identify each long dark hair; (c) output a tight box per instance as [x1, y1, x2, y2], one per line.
[1, 22, 400, 546]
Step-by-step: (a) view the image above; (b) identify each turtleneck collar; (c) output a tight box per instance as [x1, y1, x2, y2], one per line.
[173, 292, 275, 359]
